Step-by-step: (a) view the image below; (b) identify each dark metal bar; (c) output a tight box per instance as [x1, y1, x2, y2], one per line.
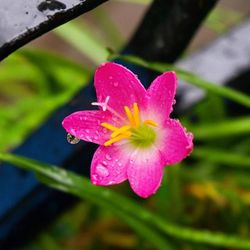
[0, 0, 108, 61]
[128, 0, 218, 62]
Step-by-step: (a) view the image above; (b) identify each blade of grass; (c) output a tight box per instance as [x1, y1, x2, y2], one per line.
[113, 54, 250, 108]
[192, 116, 250, 140]
[192, 147, 250, 168]
[92, 7, 124, 49]
[1, 153, 250, 249]
[55, 21, 108, 65]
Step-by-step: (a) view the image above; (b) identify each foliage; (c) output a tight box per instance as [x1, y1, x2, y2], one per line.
[0, 3, 250, 250]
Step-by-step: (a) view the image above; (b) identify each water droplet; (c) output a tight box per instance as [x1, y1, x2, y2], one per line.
[113, 82, 119, 87]
[96, 164, 109, 177]
[102, 161, 108, 166]
[105, 154, 112, 160]
[85, 129, 90, 133]
[86, 136, 92, 142]
[67, 133, 80, 144]
[118, 162, 122, 167]
[109, 76, 113, 80]
[94, 136, 99, 140]
[112, 117, 117, 122]
[92, 174, 99, 183]
[172, 99, 176, 105]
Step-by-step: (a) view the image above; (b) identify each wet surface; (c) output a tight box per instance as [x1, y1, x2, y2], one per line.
[37, 0, 67, 12]
[0, 0, 108, 60]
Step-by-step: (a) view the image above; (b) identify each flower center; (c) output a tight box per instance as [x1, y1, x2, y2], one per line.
[100, 102, 158, 148]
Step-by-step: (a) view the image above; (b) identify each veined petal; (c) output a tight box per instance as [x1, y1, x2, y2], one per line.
[94, 62, 147, 115]
[126, 147, 164, 198]
[158, 119, 193, 165]
[62, 110, 118, 145]
[146, 71, 176, 120]
[91, 145, 128, 185]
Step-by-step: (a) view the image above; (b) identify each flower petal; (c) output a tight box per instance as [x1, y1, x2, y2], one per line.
[126, 148, 164, 198]
[91, 145, 128, 185]
[147, 71, 176, 120]
[62, 110, 116, 145]
[158, 119, 193, 165]
[94, 62, 147, 115]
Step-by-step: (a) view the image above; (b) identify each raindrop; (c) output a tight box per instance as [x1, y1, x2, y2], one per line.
[109, 76, 113, 80]
[92, 174, 99, 183]
[172, 99, 176, 105]
[86, 136, 92, 142]
[67, 133, 80, 144]
[105, 154, 112, 160]
[102, 161, 108, 166]
[96, 164, 109, 177]
[113, 82, 119, 87]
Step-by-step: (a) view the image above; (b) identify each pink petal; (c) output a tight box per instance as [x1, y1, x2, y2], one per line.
[94, 62, 147, 115]
[91, 145, 128, 185]
[146, 71, 176, 120]
[127, 148, 164, 198]
[62, 110, 117, 145]
[158, 119, 193, 165]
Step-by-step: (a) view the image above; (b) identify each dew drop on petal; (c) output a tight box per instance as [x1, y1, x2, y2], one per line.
[67, 133, 80, 144]
[96, 164, 109, 177]
[172, 99, 176, 105]
[102, 161, 108, 166]
[105, 154, 112, 160]
[86, 136, 92, 142]
[92, 174, 98, 184]
[113, 82, 118, 87]
[118, 162, 122, 167]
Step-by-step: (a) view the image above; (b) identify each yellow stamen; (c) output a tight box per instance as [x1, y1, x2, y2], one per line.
[104, 132, 131, 146]
[133, 103, 140, 128]
[124, 106, 135, 127]
[144, 119, 158, 127]
[111, 125, 131, 138]
[101, 122, 119, 131]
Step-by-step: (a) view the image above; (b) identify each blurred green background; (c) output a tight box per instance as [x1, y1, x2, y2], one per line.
[0, 0, 250, 250]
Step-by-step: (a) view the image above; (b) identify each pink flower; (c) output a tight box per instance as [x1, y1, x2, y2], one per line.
[62, 62, 193, 198]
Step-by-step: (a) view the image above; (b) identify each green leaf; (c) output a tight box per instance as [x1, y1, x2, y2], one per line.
[1, 152, 250, 249]
[54, 21, 109, 65]
[113, 54, 250, 108]
[192, 116, 250, 140]
[192, 147, 250, 168]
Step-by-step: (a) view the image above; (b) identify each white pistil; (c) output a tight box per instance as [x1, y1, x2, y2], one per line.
[92, 96, 126, 121]
[91, 96, 110, 111]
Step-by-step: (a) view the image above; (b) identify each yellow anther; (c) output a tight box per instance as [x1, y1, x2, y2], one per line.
[104, 132, 131, 146]
[111, 125, 131, 138]
[144, 119, 158, 127]
[124, 106, 135, 127]
[101, 122, 118, 131]
[133, 103, 140, 128]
